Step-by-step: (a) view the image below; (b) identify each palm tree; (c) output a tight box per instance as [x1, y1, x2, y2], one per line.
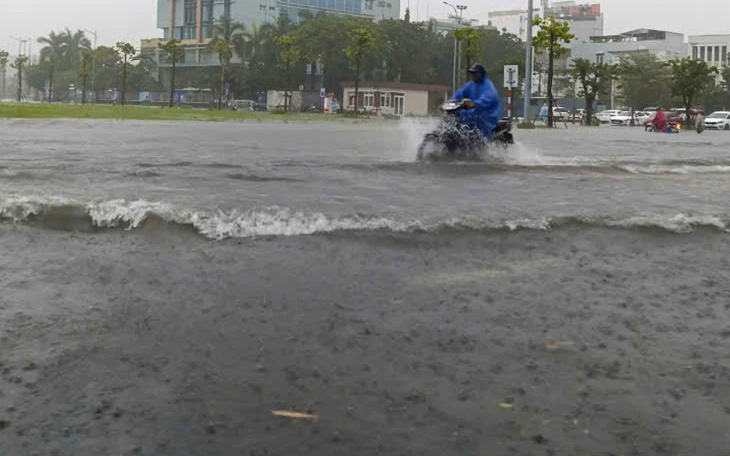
[208, 15, 245, 108]
[0, 50, 9, 98]
[116, 42, 137, 106]
[37, 31, 66, 102]
[63, 29, 91, 71]
[159, 39, 186, 108]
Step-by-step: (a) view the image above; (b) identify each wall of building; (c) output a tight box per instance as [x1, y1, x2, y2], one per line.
[570, 32, 686, 65]
[342, 86, 430, 115]
[568, 16, 603, 43]
[688, 35, 730, 67]
[487, 10, 529, 41]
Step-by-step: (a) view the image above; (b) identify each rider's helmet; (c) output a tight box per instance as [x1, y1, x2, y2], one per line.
[467, 64, 486, 78]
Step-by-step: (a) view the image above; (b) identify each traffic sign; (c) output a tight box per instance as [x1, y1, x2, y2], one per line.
[503, 65, 519, 88]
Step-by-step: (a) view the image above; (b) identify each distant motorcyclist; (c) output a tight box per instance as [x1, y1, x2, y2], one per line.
[651, 107, 667, 132]
[450, 64, 502, 140]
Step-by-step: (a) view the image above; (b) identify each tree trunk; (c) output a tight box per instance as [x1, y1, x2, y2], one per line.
[48, 68, 54, 103]
[169, 62, 176, 108]
[284, 60, 290, 112]
[218, 58, 224, 109]
[2, 71, 6, 98]
[546, 43, 554, 128]
[354, 58, 360, 115]
[585, 94, 594, 126]
[121, 56, 128, 106]
[17, 66, 22, 103]
[82, 75, 87, 105]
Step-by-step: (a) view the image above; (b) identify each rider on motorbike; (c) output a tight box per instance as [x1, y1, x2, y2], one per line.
[450, 64, 502, 140]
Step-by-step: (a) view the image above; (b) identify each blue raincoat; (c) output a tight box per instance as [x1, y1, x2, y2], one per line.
[451, 77, 502, 140]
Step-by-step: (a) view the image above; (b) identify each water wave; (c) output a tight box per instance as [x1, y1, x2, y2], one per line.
[0, 196, 728, 240]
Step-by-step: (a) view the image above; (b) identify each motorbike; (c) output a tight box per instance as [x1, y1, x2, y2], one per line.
[417, 101, 514, 162]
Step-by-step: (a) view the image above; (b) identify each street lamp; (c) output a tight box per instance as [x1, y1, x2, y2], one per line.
[10, 36, 27, 57]
[443, 2, 458, 94]
[523, 0, 534, 123]
[82, 29, 98, 102]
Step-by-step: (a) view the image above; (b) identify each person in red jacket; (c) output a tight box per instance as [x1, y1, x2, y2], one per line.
[652, 107, 667, 132]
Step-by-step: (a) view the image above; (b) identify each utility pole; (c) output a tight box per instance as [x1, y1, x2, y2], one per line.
[443, 2, 458, 94]
[82, 29, 98, 102]
[523, 0, 534, 122]
[456, 5, 467, 83]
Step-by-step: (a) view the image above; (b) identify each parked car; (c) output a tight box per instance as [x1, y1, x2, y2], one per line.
[596, 110, 622, 124]
[643, 107, 658, 113]
[538, 106, 570, 122]
[568, 109, 585, 122]
[610, 110, 650, 126]
[704, 111, 730, 130]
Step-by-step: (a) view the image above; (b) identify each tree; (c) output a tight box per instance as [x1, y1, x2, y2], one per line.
[208, 16, 245, 108]
[669, 58, 717, 126]
[454, 28, 485, 76]
[274, 35, 301, 111]
[11, 55, 29, 102]
[719, 65, 730, 109]
[116, 42, 136, 106]
[159, 39, 186, 107]
[571, 58, 614, 125]
[208, 38, 233, 109]
[62, 29, 91, 71]
[344, 27, 377, 114]
[80, 51, 92, 104]
[532, 15, 574, 127]
[617, 53, 672, 111]
[37, 31, 67, 102]
[0, 50, 9, 98]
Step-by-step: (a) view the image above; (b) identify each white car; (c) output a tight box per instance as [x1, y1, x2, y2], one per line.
[609, 111, 649, 126]
[596, 110, 622, 124]
[704, 111, 730, 130]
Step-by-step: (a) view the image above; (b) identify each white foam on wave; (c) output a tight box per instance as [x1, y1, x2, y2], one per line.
[1, 195, 729, 238]
[617, 164, 730, 175]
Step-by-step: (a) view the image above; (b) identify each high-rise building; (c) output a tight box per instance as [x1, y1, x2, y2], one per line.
[156, 0, 399, 67]
[487, 1, 602, 44]
[157, 0, 400, 43]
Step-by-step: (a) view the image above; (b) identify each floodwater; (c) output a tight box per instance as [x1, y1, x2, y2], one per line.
[1, 119, 730, 455]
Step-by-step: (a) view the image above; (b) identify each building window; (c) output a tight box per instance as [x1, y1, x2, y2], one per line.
[692, 46, 697, 59]
[184, 26, 196, 40]
[708, 46, 713, 61]
[364, 93, 374, 107]
[184, 0, 197, 25]
[185, 51, 196, 65]
[723, 46, 728, 65]
[715, 46, 721, 62]
[596, 53, 604, 65]
[700, 46, 705, 61]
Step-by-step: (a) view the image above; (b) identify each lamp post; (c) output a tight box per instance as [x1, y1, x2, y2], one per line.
[82, 29, 97, 102]
[10, 36, 27, 57]
[456, 5, 466, 83]
[523, 0, 534, 122]
[443, 2, 458, 94]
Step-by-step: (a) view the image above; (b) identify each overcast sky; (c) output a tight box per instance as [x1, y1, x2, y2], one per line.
[1, 0, 729, 57]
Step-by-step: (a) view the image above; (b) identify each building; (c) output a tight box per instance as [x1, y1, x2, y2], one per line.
[543, 1, 603, 44]
[487, 1, 602, 43]
[157, 0, 400, 45]
[341, 82, 450, 116]
[570, 29, 686, 65]
[487, 9, 531, 40]
[688, 35, 730, 85]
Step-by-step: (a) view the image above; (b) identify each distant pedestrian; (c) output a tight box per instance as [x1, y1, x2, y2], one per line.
[695, 110, 705, 134]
